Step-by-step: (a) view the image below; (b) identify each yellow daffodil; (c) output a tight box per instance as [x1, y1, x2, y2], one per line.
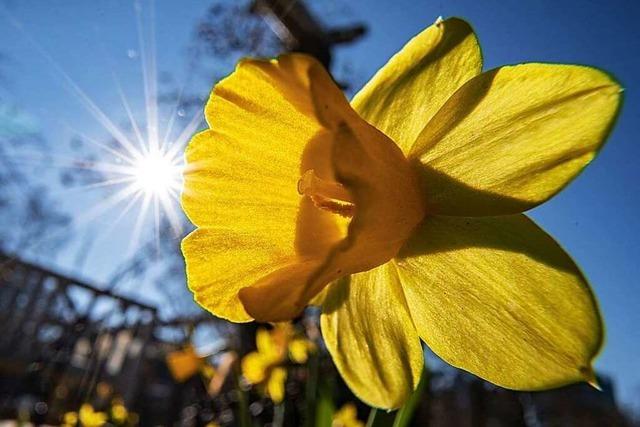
[182, 16, 621, 409]
[288, 336, 316, 364]
[79, 404, 107, 427]
[241, 323, 312, 402]
[167, 344, 228, 393]
[266, 366, 288, 403]
[243, 328, 284, 380]
[110, 398, 128, 424]
[332, 403, 364, 427]
[241, 325, 289, 402]
[62, 411, 78, 427]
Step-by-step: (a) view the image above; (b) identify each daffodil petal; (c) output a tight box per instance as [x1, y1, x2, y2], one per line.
[321, 264, 424, 409]
[241, 352, 269, 384]
[256, 328, 277, 359]
[182, 227, 292, 322]
[410, 64, 622, 215]
[351, 17, 482, 153]
[79, 405, 107, 427]
[267, 366, 287, 403]
[289, 338, 311, 363]
[395, 214, 603, 390]
[166, 346, 203, 382]
[239, 259, 325, 321]
[182, 55, 349, 321]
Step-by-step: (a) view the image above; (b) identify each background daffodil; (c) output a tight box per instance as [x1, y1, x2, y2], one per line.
[332, 403, 364, 427]
[62, 401, 135, 427]
[62, 411, 79, 427]
[110, 398, 128, 425]
[166, 344, 206, 383]
[241, 323, 314, 403]
[79, 404, 107, 427]
[181, 16, 621, 409]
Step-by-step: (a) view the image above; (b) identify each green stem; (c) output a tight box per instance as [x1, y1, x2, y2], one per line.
[273, 403, 285, 427]
[366, 408, 396, 427]
[366, 366, 429, 427]
[392, 368, 428, 427]
[233, 371, 251, 427]
[237, 388, 251, 427]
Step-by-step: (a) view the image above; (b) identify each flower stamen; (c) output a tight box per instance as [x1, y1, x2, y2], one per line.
[297, 169, 355, 217]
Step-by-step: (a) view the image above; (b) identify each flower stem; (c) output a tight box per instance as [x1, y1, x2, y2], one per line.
[273, 403, 285, 427]
[233, 370, 251, 427]
[392, 368, 428, 427]
[366, 408, 395, 427]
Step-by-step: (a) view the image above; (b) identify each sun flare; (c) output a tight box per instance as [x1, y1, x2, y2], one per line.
[132, 149, 182, 196]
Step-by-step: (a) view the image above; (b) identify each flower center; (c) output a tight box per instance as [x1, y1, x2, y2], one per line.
[297, 169, 355, 217]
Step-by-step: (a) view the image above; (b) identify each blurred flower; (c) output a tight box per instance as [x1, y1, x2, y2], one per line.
[167, 344, 216, 382]
[288, 336, 315, 364]
[166, 345, 207, 383]
[167, 344, 236, 398]
[79, 404, 107, 427]
[241, 323, 314, 402]
[266, 366, 287, 403]
[62, 400, 134, 427]
[332, 403, 364, 427]
[62, 411, 78, 427]
[110, 398, 128, 424]
[182, 16, 621, 408]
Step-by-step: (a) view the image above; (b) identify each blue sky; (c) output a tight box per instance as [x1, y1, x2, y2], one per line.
[1, 0, 638, 410]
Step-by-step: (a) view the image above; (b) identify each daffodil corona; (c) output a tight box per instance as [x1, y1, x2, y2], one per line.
[181, 18, 622, 409]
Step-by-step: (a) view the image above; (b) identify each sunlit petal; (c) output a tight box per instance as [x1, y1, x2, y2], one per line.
[411, 64, 622, 215]
[395, 214, 603, 390]
[321, 264, 423, 409]
[352, 17, 482, 153]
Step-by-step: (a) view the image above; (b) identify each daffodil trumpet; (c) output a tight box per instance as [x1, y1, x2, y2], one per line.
[181, 17, 621, 409]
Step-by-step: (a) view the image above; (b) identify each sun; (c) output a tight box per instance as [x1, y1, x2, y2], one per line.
[131, 149, 182, 197]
